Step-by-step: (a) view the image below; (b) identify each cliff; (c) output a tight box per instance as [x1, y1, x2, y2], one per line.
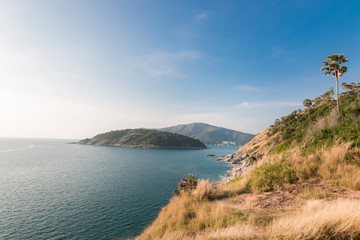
[137, 87, 360, 240]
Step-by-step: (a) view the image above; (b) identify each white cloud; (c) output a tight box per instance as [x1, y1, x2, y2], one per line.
[197, 12, 208, 21]
[233, 101, 302, 109]
[234, 85, 260, 92]
[133, 50, 202, 78]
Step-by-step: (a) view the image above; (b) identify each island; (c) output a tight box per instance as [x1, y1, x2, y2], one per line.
[78, 129, 207, 149]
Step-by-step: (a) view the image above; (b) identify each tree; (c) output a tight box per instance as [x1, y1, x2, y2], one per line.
[314, 97, 322, 106]
[350, 82, 356, 90]
[321, 54, 348, 113]
[341, 82, 352, 92]
[303, 99, 312, 124]
[356, 83, 360, 101]
[321, 87, 335, 100]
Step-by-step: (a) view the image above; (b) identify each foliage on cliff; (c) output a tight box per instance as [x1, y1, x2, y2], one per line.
[268, 85, 360, 154]
[78, 129, 207, 149]
[160, 122, 255, 145]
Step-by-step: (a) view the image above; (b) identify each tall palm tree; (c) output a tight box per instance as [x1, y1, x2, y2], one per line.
[321, 54, 348, 113]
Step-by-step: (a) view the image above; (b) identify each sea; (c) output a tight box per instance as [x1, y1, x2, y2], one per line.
[0, 138, 236, 239]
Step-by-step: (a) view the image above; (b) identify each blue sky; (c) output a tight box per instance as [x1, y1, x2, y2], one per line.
[1, 0, 360, 138]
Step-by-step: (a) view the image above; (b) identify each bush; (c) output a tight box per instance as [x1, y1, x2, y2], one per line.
[178, 174, 197, 191]
[249, 161, 297, 193]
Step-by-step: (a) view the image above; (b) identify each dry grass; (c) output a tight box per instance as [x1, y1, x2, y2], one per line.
[137, 193, 246, 240]
[137, 141, 360, 239]
[223, 177, 250, 196]
[145, 224, 259, 240]
[300, 187, 333, 200]
[293, 143, 360, 190]
[204, 225, 260, 239]
[306, 109, 339, 139]
[267, 199, 360, 239]
[193, 179, 225, 200]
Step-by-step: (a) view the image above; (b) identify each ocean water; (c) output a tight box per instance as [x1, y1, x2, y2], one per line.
[0, 138, 235, 239]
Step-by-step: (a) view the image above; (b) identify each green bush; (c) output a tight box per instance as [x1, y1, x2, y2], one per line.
[249, 161, 297, 193]
[178, 174, 198, 191]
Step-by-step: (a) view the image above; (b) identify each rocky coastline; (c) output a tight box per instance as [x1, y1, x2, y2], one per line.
[216, 152, 250, 179]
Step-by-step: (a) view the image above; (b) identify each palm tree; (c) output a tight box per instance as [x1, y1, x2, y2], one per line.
[321, 54, 348, 113]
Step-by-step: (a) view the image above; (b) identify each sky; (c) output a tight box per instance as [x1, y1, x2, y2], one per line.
[1, 0, 360, 139]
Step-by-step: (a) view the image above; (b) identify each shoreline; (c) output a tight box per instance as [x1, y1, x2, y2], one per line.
[216, 151, 252, 180]
[76, 142, 207, 150]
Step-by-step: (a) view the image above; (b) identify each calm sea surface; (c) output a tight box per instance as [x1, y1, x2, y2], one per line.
[0, 138, 235, 239]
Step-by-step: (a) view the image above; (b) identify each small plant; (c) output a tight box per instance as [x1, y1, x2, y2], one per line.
[178, 174, 198, 191]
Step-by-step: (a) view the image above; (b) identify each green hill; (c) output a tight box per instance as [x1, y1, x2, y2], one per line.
[160, 123, 255, 145]
[78, 129, 206, 149]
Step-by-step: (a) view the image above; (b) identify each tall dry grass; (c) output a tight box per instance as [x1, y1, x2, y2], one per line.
[202, 225, 260, 240]
[293, 143, 360, 190]
[223, 177, 250, 196]
[267, 199, 360, 239]
[147, 224, 259, 240]
[192, 179, 225, 200]
[137, 193, 245, 240]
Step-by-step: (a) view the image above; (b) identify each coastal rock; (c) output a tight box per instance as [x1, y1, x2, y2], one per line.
[217, 152, 257, 179]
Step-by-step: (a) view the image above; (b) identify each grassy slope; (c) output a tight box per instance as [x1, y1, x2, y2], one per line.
[137, 90, 360, 240]
[160, 123, 255, 145]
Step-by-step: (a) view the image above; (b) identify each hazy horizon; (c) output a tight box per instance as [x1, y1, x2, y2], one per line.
[1, 0, 360, 139]
[0, 122, 256, 140]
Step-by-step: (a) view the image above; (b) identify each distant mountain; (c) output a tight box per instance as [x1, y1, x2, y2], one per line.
[160, 123, 255, 145]
[78, 129, 206, 149]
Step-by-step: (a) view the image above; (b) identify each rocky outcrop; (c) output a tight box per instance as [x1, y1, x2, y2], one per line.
[217, 152, 258, 179]
[215, 128, 273, 179]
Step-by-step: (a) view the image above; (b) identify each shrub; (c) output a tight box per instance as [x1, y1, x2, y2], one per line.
[249, 161, 297, 193]
[178, 174, 197, 191]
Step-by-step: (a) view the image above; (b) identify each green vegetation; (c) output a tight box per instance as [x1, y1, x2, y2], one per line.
[160, 122, 255, 145]
[248, 161, 297, 193]
[270, 86, 360, 154]
[78, 129, 206, 149]
[178, 174, 198, 191]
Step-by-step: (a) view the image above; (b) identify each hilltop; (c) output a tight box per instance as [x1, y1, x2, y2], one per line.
[137, 85, 360, 239]
[160, 123, 255, 145]
[78, 129, 207, 149]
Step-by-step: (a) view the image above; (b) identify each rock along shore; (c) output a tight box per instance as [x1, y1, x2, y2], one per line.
[216, 152, 254, 179]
